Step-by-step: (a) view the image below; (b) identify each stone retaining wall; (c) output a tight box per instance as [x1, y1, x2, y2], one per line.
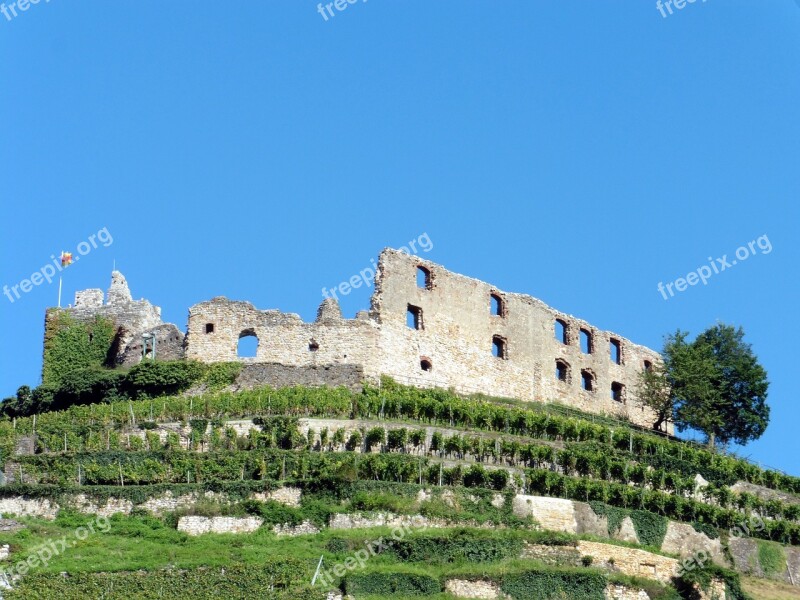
[177, 516, 263, 536]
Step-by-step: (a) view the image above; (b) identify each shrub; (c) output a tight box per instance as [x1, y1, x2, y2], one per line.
[345, 431, 362, 452]
[500, 568, 607, 600]
[124, 361, 207, 398]
[203, 362, 242, 390]
[343, 572, 440, 596]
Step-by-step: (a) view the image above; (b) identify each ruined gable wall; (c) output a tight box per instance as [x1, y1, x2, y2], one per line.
[369, 250, 665, 430]
[185, 297, 380, 369]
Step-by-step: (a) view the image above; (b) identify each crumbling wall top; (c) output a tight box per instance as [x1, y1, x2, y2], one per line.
[107, 271, 133, 306]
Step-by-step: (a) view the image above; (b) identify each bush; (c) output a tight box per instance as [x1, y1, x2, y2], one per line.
[5, 562, 319, 599]
[346, 431, 362, 452]
[47, 367, 125, 412]
[124, 361, 207, 398]
[343, 572, 440, 596]
[500, 568, 607, 600]
[388, 530, 524, 564]
[203, 362, 243, 390]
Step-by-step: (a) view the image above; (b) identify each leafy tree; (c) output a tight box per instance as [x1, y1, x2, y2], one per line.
[635, 361, 673, 432]
[669, 325, 769, 449]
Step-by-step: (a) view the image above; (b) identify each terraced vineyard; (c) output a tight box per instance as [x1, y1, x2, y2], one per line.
[1, 379, 798, 599]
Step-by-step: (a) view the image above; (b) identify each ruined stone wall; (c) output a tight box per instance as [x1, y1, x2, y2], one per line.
[183, 249, 665, 430]
[44, 271, 171, 370]
[233, 363, 364, 392]
[184, 297, 380, 370]
[369, 250, 665, 431]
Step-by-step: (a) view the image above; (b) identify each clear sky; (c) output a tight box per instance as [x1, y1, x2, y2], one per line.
[1, 1, 798, 473]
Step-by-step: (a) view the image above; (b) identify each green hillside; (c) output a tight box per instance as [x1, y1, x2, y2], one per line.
[1, 378, 797, 599]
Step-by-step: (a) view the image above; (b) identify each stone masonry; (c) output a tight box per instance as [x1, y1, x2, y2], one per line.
[57, 249, 666, 430]
[45, 271, 185, 371]
[183, 249, 665, 430]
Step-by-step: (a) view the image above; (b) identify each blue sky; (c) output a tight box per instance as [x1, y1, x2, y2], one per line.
[1, 1, 798, 473]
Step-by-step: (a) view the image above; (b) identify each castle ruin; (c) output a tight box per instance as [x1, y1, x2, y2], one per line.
[49, 249, 667, 431]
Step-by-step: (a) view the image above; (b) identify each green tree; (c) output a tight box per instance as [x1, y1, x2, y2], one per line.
[635, 361, 673, 432]
[669, 325, 769, 449]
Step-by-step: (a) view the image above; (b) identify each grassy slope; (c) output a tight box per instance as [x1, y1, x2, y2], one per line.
[741, 577, 800, 600]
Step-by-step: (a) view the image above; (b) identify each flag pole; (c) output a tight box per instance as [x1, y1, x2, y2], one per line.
[58, 275, 63, 308]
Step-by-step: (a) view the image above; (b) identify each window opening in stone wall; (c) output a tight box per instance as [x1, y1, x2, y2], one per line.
[417, 266, 432, 290]
[237, 329, 259, 358]
[610, 338, 621, 364]
[492, 335, 507, 359]
[581, 369, 595, 392]
[490, 293, 505, 317]
[580, 329, 593, 354]
[556, 359, 569, 382]
[555, 319, 568, 344]
[407, 305, 423, 330]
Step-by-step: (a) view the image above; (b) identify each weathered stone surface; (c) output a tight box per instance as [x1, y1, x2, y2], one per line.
[180, 249, 665, 430]
[444, 579, 501, 599]
[329, 513, 433, 531]
[0, 496, 58, 520]
[578, 540, 678, 585]
[250, 487, 302, 508]
[729, 537, 800, 586]
[614, 516, 640, 544]
[233, 363, 364, 393]
[48, 252, 666, 428]
[74, 289, 103, 308]
[272, 520, 320, 536]
[46, 271, 168, 371]
[661, 522, 724, 565]
[573, 501, 610, 537]
[728, 537, 762, 577]
[730, 480, 800, 506]
[604, 585, 651, 600]
[0, 545, 9, 561]
[0, 520, 22, 533]
[512, 495, 577, 533]
[117, 323, 185, 367]
[13, 436, 35, 456]
[71, 494, 134, 518]
[520, 543, 582, 566]
[177, 516, 263, 536]
[107, 271, 133, 305]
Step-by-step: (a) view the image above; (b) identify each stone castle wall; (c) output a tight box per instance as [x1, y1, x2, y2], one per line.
[183, 249, 665, 430]
[44, 271, 184, 373]
[369, 250, 664, 429]
[55, 250, 666, 430]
